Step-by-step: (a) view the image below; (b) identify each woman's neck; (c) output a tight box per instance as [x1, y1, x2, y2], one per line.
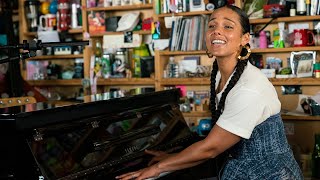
[216, 57, 237, 85]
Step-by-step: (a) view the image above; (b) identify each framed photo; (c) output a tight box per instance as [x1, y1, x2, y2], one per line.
[290, 51, 316, 78]
[180, 56, 200, 73]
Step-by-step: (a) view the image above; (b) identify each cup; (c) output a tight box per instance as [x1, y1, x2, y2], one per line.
[39, 14, 57, 31]
[293, 29, 315, 47]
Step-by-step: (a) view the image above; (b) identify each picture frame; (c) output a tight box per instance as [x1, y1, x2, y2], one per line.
[290, 51, 316, 78]
[180, 56, 200, 74]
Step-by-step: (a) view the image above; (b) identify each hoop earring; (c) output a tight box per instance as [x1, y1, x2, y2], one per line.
[206, 49, 213, 58]
[237, 45, 251, 60]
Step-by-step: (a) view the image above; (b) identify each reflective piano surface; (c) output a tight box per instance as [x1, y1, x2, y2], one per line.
[0, 89, 216, 180]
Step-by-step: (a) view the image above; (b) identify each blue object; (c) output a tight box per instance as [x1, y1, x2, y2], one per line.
[49, 0, 58, 14]
[0, 34, 7, 45]
[197, 118, 212, 137]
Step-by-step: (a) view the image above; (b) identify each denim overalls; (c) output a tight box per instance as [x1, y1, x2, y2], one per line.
[221, 113, 304, 180]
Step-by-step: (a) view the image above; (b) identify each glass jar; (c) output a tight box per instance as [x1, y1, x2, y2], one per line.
[73, 58, 84, 79]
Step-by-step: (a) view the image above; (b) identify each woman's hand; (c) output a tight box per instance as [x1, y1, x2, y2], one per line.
[115, 164, 161, 180]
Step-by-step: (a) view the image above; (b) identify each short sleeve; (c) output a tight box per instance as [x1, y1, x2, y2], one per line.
[216, 89, 266, 139]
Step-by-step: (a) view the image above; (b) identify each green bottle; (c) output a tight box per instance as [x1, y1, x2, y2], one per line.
[312, 133, 320, 178]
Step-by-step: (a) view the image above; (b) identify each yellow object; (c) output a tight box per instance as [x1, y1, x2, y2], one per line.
[40, 1, 50, 15]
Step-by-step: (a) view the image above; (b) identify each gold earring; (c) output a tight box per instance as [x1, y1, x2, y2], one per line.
[237, 45, 251, 60]
[206, 49, 213, 58]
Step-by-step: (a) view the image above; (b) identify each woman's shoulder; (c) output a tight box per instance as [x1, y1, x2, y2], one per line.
[238, 63, 271, 86]
[232, 62, 277, 97]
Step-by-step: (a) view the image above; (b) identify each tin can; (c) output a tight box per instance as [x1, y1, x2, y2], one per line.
[314, 63, 320, 78]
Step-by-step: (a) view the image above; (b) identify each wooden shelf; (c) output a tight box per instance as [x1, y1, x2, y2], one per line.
[68, 28, 83, 34]
[97, 78, 155, 85]
[27, 79, 82, 86]
[26, 54, 84, 60]
[183, 112, 320, 121]
[159, 50, 206, 56]
[269, 78, 320, 86]
[158, 11, 212, 17]
[282, 115, 320, 121]
[24, 32, 36, 36]
[183, 112, 211, 117]
[249, 15, 320, 24]
[252, 46, 320, 53]
[90, 30, 151, 37]
[49, 100, 80, 106]
[86, 3, 153, 11]
[159, 77, 320, 86]
[23, 29, 83, 37]
[159, 47, 320, 55]
[160, 78, 210, 85]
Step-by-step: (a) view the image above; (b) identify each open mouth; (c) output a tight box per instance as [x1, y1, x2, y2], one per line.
[211, 39, 226, 44]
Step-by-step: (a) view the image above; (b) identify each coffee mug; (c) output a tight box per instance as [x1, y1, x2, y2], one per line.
[39, 14, 56, 31]
[293, 29, 315, 47]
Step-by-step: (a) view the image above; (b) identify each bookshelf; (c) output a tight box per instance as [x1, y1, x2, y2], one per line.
[18, 0, 86, 101]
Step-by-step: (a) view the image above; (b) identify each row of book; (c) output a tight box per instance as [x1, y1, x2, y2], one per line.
[169, 15, 209, 51]
[309, 0, 320, 16]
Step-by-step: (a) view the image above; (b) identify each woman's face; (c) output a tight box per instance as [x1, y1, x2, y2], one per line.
[206, 7, 249, 59]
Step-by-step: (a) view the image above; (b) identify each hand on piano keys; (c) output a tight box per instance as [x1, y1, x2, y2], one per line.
[115, 149, 172, 180]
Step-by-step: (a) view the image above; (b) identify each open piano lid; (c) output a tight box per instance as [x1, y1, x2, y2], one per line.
[2, 89, 201, 180]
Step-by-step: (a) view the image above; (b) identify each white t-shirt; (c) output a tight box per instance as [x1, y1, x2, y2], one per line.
[215, 62, 281, 139]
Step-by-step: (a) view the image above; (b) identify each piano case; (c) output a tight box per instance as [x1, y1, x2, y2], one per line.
[0, 89, 217, 180]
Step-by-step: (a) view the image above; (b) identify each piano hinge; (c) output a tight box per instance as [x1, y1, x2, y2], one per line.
[136, 112, 142, 118]
[33, 129, 43, 141]
[91, 121, 99, 128]
[171, 104, 179, 110]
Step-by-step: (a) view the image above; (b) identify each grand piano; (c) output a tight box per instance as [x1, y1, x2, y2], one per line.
[0, 89, 217, 180]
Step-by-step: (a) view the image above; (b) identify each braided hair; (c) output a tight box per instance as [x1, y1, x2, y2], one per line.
[209, 5, 251, 124]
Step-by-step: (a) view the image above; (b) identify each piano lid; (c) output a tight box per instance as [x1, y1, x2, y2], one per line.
[14, 89, 198, 180]
[0, 89, 181, 131]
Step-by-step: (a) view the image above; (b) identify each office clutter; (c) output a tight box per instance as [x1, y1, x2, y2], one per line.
[92, 41, 153, 79]
[24, 0, 82, 32]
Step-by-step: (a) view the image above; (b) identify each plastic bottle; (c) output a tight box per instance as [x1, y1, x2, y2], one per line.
[71, 3, 78, 29]
[259, 31, 267, 48]
[166, 57, 179, 78]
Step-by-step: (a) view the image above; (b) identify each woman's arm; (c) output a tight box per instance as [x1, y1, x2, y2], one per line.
[156, 124, 241, 172]
[116, 125, 241, 180]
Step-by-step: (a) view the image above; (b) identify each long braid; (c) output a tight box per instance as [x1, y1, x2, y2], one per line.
[216, 59, 248, 117]
[210, 60, 219, 122]
[210, 59, 249, 125]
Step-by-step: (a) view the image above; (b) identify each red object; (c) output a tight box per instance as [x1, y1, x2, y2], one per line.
[57, 0, 70, 31]
[263, 4, 285, 18]
[142, 18, 152, 31]
[293, 29, 315, 47]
